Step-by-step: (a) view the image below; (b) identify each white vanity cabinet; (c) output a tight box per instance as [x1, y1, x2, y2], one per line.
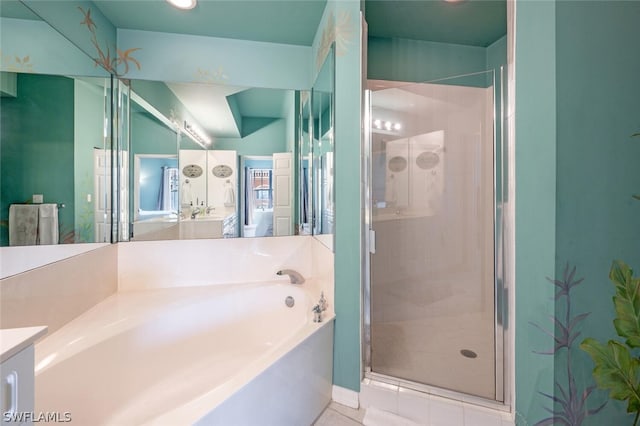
[1, 326, 47, 425]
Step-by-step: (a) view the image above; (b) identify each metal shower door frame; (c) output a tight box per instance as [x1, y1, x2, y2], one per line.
[361, 68, 508, 406]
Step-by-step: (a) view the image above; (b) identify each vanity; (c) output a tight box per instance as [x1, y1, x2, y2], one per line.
[1, 326, 48, 423]
[179, 207, 238, 239]
[132, 207, 237, 241]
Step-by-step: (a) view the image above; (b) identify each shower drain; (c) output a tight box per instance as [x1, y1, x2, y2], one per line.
[460, 349, 478, 359]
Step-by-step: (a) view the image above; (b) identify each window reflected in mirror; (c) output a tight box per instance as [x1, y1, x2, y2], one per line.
[122, 79, 299, 241]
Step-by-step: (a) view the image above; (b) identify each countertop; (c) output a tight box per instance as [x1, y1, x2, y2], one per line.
[1, 326, 48, 362]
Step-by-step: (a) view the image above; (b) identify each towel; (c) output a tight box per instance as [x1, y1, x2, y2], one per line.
[223, 184, 235, 207]
[8, 204, 39, 246]
[181, 180, 193, 206]
[38, 203, 59, 245]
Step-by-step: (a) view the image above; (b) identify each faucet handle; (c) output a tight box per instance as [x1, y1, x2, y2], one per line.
[312, 304, 323, 323]
[319, 292, 328, 312]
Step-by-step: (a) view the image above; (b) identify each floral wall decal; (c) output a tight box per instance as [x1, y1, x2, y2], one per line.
[193, 67, 229, 84]
[316, 10, 353, 70]
[1, 50, 33, 72]
[530, 264, 606, 425]
[78, 6, 141, 77]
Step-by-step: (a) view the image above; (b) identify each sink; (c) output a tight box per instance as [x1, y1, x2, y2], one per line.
[192, 215, 224, 221]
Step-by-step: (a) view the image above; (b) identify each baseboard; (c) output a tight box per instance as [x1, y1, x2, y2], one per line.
[332, 385, 359, 409]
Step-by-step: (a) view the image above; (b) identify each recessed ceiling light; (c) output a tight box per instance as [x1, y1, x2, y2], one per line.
[166, 0, 197, 10]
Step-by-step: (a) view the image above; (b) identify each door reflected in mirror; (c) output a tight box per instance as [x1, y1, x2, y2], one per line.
[123, 79, 298, 241]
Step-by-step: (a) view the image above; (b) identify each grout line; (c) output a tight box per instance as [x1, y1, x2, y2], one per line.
[328, 407, 364, 425]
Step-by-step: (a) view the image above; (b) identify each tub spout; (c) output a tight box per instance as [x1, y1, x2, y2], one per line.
[276, 269, 305, 284]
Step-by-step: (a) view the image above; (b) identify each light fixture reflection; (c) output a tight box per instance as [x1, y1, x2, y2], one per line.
[166, 0, 197, 10]
[372, 118, 402, 132]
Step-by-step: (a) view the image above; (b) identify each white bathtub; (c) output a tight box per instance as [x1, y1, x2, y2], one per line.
[34, 282, 334, 425]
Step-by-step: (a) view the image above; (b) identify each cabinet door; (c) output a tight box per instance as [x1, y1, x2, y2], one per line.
[1, 346, 35, 424]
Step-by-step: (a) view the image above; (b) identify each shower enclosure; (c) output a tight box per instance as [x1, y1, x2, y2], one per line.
[364, 69, 506, 402]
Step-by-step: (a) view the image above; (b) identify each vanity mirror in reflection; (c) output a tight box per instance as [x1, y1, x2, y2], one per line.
[298, 91, 312, 236]
[310, 44, 335, 249]
[122, 79, 297, 241]
[0, 1, 112, 249]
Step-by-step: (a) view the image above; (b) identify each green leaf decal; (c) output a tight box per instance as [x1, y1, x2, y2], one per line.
[580, 338, 640, 410]
[610, 261, 640, 347]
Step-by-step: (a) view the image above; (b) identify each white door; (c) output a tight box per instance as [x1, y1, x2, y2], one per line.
[272, 152, 293, 236]
[94, 149, 110, 242]
[118, 150, 129, 241]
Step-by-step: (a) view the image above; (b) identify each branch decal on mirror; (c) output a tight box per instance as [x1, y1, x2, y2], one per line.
[78, 7, 141, 76]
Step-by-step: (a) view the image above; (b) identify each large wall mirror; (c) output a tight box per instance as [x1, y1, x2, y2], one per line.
[2, 0, 337, 255]
[311, 45, 335, 250]
[299, 44, 335, 250]
[120, 79, 299, 241]
[0, 1, 112, 255]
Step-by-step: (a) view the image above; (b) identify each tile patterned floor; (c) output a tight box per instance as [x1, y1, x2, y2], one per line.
[315, 396, 514, 426]
[314, 402, 366, 426]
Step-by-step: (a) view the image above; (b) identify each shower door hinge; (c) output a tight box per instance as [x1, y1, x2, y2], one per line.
[369, 229, 376, 254]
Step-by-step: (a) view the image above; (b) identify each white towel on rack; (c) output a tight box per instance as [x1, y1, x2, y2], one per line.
[223, 184, 235, 207]
[38, 203, 59, 245]
[8, 204, 39, 246]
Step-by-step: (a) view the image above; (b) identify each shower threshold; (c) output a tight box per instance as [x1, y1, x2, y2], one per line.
[363, 371, 510, 413]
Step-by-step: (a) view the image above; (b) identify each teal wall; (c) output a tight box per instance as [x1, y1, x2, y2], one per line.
[514, 1, 557, 422]
[487, 35, 507, 74]
[23, 1, 117, 76]
[515, 1, 640, 424]
[0, 17, 108, 77]
[131, 112, 178, 156]
[368, 36, 487, 82]
[554, 1, 640, 424]
[311, 0, 363, 392]
[215, 118, 288, 156]
[118, 28, 311, 89]
[129, 79, 208, 142]
[74, 78, 105, 243]
[0, 74, 75, 244]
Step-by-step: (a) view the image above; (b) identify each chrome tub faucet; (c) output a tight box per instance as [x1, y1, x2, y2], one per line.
[276, 269, 305, 284]
[313, 292, 328, 323]
[190, 206, 201, 219]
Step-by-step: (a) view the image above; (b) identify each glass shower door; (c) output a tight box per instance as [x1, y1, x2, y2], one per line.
[367, 71, 499, 400]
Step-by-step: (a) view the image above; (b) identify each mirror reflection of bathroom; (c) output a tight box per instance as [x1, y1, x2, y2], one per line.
[309, 44, 335, 249]
[0, 72, 112, 246]
[127, 81, 180, 240]
[125, 78, 297, 241]
[241, 152, 293, 238]
[298, 91, 313, 236]
[0, 0, 112, 248]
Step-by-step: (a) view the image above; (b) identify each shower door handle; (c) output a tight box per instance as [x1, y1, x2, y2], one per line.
[369, 229, 376, 254]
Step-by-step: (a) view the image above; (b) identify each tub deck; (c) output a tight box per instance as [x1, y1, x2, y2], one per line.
[35, 282, 332, 425]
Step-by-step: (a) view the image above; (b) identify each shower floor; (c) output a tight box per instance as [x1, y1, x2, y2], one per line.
[370, 278, 496, 400]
